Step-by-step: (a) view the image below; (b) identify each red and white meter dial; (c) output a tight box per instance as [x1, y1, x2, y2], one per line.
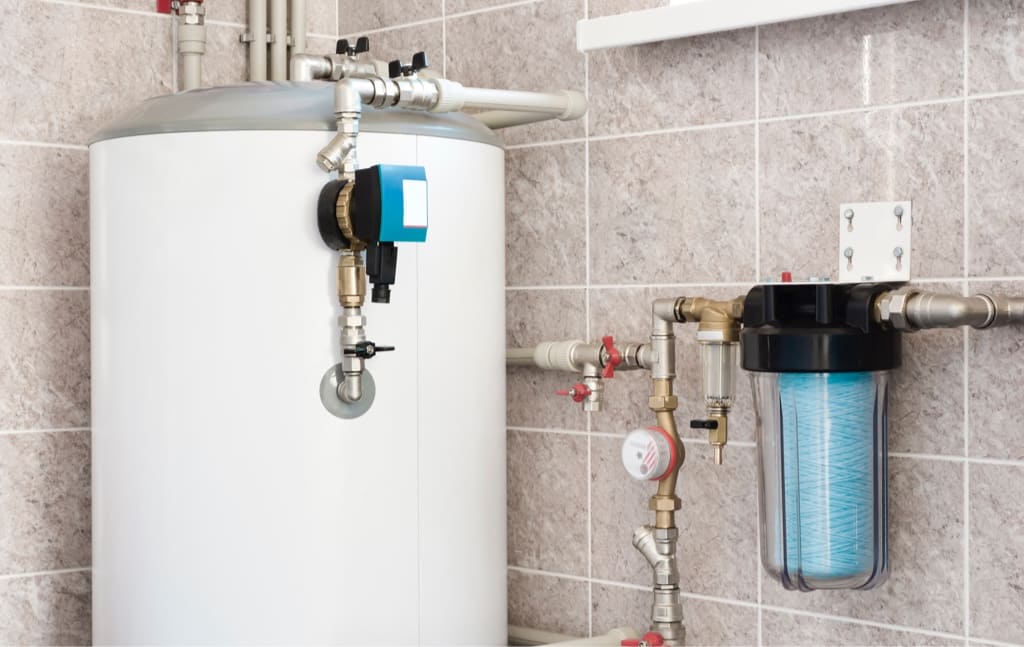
[621, 427, 678, 482]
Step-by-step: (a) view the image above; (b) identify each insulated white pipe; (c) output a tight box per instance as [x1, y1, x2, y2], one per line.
[432, 80, 587, 120]
[474, 109, 559, 129]
[248, 0, 267, 81]
[269, 0, 287, 80]
[289, 0, 306, 66]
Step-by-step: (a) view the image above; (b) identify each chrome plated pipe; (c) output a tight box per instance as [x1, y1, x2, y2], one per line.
[879, 290, 1024, 330]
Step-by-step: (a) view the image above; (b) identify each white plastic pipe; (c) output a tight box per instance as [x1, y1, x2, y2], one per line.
[178, 20, 206, 91]
[474, 109, 560, 129]
[248, 0, 267, 81]
[289, 0, 306, 67]
[432, 80, 587, 120]
[269, 0, 287, 80]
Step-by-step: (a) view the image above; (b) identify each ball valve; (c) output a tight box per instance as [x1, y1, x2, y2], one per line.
[621, 427, 679, 482]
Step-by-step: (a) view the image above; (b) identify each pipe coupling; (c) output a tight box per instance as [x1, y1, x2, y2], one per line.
[633, 526, 680, 587]
[651, 588, 684, 625]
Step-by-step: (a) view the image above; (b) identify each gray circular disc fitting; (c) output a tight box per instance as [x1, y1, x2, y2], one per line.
[320, 364, 376, 419]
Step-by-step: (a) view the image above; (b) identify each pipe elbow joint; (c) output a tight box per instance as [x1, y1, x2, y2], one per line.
[290, 53, 333, 81]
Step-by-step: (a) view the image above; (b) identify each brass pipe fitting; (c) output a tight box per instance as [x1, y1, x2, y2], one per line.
[337, 251, 367, 308]
[707, 411, 728, 466]
[648, 378, 683, 530]
[676, 296, 744, 342]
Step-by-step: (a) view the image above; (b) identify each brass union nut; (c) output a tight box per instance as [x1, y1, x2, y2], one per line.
[648, 394, 679, 410]
[649, 495, 681, 512]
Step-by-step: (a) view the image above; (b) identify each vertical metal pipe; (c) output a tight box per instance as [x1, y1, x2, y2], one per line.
[269, 0, 287, 80]
[248, 0, 267, 81]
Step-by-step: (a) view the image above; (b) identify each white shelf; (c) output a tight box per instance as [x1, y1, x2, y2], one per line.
[576, 0, 921, 52]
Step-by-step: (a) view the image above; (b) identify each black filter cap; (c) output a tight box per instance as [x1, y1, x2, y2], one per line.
[740, 283, 903, 373]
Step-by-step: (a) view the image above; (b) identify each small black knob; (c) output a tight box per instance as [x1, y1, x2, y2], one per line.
[689, 419, 719, 430]
[345, 341, 396, 359]
[336, 38, 351, 55]
[355, 36, 370, 54]
[388, 59, 404, 79]
[411, 51, 428, 71]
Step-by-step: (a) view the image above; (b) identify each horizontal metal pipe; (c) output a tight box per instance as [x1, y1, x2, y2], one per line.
[905, 292, 994, 329]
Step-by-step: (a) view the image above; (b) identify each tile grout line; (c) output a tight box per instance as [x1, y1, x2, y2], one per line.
[0, 428, 89, 436]
[754, 25, 764, 645]
[754, 25, 761, 288]
[441, 0, 448, 79]
[505, 88, 1024, 153]
[583, 0, 593, 633]
[39, 0, 171, 18]
[962, 0, 972, 639]
[505, 276, 1024, 291]
[0, 139, 88, 151]
[0, 286, 89, 291]
[0, 566, 91, 581]
[509, 564, 995, 645]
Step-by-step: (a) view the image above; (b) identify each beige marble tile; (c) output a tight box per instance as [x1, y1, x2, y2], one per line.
[590, 434, 653, 587]
[591, 583, 758, 645]
[446, 0, 516, 14]
[759, 0, 963, 118]
[0, 291, 90, 431]
[201, 0, 245, 24]
[181, 21, 248, 89]
[506, 289, 588, 430]
[970, 463, 1024, 644]
[969, 281, 1024, 459]
[969, 95, 1024, 278]
[760, 103, 964, 282]
[507, 430, 589, 575]
[506, 144, 586, 287]
[0, 146, 89, 287]
[76, 0, 156, 11]
[345, 21, 443, 77]
[589, 126, 756, 285]
[589, 0, 665, 19]
[889, 282, 965, 456]
[588, 28, 754, 136]
[446, 0, 585, 146]
[0, 571, 90, 646]
[0, 1, 173, 145]
[762, 610, 963, 646]
[508, 569, 589, 637]
[338, 0, 441, 33]
[306, 0, 338, 35]
[761, 457, 964, 634]
[591, 436, 758, 601]
[969, 0, 1024, 94]
[588, 286, 755, 445]
[0, 431, 90, 575]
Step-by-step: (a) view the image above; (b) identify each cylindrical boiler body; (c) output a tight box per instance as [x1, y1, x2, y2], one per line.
[88, 85, 507, 645]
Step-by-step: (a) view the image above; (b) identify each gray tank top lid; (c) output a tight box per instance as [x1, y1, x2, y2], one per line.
[90, 82, 503, 147]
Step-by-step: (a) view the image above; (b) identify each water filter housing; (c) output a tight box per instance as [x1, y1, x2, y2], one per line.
[741, 283, 902, 591]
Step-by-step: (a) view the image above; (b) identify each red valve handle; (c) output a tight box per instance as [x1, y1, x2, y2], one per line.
[555, 383, 592, 403]
[621, 632, 665, 647]
[601, 335, 622, 378]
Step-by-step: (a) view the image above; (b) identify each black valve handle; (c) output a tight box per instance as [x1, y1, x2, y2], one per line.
[689, 419, 719, 430]
[344, 341, 396, 359]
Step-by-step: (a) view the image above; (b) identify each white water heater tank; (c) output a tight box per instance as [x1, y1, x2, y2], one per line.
[89, 84, 507, 645]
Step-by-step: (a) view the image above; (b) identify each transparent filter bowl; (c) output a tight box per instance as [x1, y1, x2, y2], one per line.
[752, 370, 890, 591]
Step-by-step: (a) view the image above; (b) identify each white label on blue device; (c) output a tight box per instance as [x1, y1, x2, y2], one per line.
[402, 179, 428, 229]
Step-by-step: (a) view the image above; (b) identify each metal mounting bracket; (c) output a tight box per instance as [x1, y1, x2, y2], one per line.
[838, 201, 912, 283]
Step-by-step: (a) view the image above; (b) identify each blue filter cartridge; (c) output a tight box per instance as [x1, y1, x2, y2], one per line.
[780, 372, 876, 581]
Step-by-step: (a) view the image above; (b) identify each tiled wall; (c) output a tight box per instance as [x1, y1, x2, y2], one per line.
[343, 0, 1024, 644]
[3, 0, 1023, 644]
[0, 1, 336, 642]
